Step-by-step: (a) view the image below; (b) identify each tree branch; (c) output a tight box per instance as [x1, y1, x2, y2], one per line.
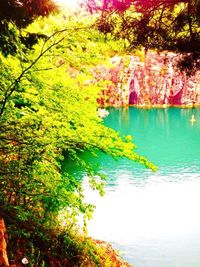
[0, 25, 93, 116]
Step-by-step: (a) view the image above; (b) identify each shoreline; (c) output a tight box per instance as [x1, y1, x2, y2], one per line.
[101, 104, 200, 109]
[91, 239, 133, 267]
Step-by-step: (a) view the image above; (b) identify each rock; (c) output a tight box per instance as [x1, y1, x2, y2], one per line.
[97, 52, 200, 107]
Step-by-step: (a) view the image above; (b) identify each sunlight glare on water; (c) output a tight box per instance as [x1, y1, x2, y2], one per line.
[83, 108, 200, 267]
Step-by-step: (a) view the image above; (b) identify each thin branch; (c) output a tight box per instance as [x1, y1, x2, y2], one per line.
[0, 25, 94, 117]
[30, 64, 64, 73]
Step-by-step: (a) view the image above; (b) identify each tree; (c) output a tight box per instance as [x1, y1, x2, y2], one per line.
[0, 0, 58, 55]
[0, 0, 57, 26]
[0, 11, 155, 265]
[89, 0, 200, 74]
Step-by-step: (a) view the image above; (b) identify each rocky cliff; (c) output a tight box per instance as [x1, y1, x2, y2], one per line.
[98, 52, 200, 107]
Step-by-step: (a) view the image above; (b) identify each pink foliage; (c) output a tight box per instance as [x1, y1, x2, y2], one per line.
[85, 0, 187, 13]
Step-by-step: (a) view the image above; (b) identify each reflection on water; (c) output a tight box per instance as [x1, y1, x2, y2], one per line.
[85, 174, 200, 267]
[82, 108, 200, 267]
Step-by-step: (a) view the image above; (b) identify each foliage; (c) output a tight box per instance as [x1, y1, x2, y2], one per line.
[0, 0, 57, 27]
[0, 0, 58, 56]
[0, 10, 155, 265]
[88, 0, 200, 74]
[7, 222, 127, 266]
[7, 222, 102, 266]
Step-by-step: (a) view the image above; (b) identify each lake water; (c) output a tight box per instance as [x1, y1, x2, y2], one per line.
[83, 108, 200, 267]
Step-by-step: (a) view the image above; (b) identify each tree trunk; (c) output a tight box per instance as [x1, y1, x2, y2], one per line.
[0, 217, 9, 267]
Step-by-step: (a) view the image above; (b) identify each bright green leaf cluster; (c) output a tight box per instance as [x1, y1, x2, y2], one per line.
[0, 13, 155, 236]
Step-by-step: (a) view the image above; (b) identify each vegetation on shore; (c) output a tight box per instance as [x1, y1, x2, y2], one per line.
[0, 1, 155, 265]
[89, 0, 200, 75]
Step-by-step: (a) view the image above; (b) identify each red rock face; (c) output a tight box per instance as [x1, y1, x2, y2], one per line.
[127, 52, 200, 106]
[0, 218, 9, 267]
[97, 52, 200, 107]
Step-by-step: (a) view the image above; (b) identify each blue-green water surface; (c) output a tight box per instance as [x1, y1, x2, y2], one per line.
[83, 107, 200, 267]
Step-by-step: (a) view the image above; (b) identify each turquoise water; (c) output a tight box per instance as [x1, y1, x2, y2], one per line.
[83, 108, 200, 267]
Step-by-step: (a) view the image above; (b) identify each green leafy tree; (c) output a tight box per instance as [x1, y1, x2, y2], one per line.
[0, 0, 58, 56]
[0, 8, 156, 265]
[88, 0, 200, 74]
